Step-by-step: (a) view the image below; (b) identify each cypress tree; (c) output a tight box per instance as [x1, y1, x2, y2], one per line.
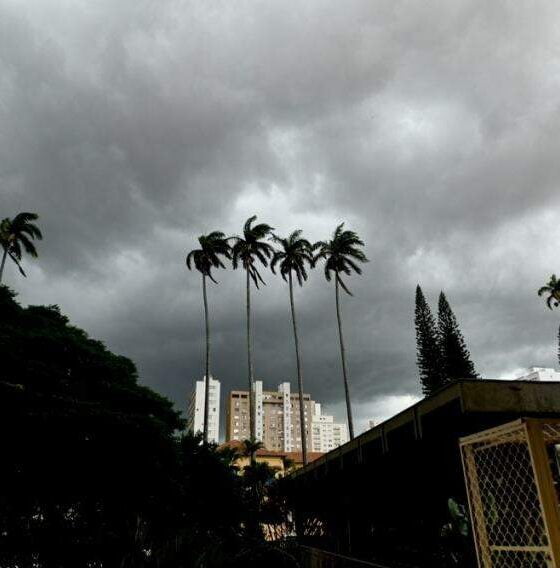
[415, 285, 446, 395]
[438, 292, 479, 380]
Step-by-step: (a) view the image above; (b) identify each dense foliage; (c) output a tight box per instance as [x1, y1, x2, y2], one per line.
[415, 288, 478, 395]
[0, 286, 294, 568]
[415, 285, 445, 395]
[438, 292, 478, 382]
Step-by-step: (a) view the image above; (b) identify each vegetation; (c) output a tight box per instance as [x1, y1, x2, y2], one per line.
[538, 274, 560, 310]
[415, 285, 445, 395]
[0, 286, 295, 568]
[271, 230, 316, 465]
[537, 275, 560, 366]
[415, 289, 478, 394]
[186, 231, 231, 443]
[437, 292, 478, 381]
[0, 212, 43, 283]
[314, 223, 368, 439]
[231, 216, 274, 448]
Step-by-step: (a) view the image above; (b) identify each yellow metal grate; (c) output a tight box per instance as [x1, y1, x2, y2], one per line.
[461, 419, 560, 568]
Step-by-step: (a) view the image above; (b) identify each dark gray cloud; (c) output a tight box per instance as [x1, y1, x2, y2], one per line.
[2, 0, 560, 434]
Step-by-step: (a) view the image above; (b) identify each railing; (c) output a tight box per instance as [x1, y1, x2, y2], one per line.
[298, 545, 395, 568]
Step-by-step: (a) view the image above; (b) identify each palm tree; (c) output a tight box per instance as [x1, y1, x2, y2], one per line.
[314, 223, 367, 440]
[271, 230, 315, 465]
[0, 212, 43, 283]
[538, 275, 560, 310]
[186, 231, 231, 443]
[231, 216, 274, 448]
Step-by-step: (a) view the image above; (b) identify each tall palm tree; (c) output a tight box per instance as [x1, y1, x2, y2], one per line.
[314, 223, 367, 440]
[538, 275, 560, 310]
[231, 216, 274, 448]
[0, 212, 43, 283]
[186, 231, 231, 443]
[271, 230, 315, 465]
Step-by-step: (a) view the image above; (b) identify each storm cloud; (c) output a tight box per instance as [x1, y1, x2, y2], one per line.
[2, 0, 560, 434]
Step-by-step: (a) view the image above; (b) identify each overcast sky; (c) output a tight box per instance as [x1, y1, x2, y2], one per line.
[2, 0, 560, 435]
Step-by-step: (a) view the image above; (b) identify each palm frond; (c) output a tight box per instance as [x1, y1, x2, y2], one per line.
[337, 273, 352, 296]
[8, 251, 26, 277]
[17, 234, 38, 257]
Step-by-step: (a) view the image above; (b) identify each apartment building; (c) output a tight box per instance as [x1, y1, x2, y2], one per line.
[310, 403, 349, 452]
[186, 376, 220, 443]
[226, 382, 348, 453]
[226, 381, 314, 452]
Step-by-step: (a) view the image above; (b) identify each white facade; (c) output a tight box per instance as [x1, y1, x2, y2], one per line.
[187, 376, 220, 443]
[514, 367, 560, 382]
[253, 380, 264, 442]
[310, 403, 349, 452]
[278, 382, 293, 451]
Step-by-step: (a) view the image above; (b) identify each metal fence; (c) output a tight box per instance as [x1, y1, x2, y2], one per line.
[460, 418, 560, 567]
[297, 546, 394, 568]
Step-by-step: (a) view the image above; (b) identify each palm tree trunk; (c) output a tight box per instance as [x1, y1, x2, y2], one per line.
[335, 273, 354, 439]
[202, 273, 210, 444]
[246, 268, 256, 460]
[0, 247, 8, 284]
[289, 272, 308, 465]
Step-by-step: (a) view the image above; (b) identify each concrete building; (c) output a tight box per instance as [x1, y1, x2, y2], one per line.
[514, 367, 560, 381]
[310, 403, 349, 452]
[186, 376, 220, 443]
[226, 381, 315, 452]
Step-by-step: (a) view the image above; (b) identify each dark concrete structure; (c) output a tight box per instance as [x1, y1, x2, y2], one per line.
[287, 379, 560, 567]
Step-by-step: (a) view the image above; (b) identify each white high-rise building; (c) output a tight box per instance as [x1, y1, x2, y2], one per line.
[514, 367, 560, 382]
[310, 403, 349, 453]
[187, 376, 220, 443]
[254, 380, 264, 442]
[278, 382, 293, 452]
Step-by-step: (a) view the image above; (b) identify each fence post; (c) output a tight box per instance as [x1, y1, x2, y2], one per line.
[461, 444, 491, 568]
[525, 420, 560, 568]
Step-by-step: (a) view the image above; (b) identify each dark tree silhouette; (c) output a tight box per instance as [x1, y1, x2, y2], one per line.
[415, 285, 445, 395]
[271, 230, 315, 464]
[186, 231, 231, 443]
[315, 223, 368, 440]
[231, 216, 274, 449]
[538, 274, 560, 310]
[0, 212, 43, 282]
[438, 292, 478, 381]
[0, 286, 294, 568]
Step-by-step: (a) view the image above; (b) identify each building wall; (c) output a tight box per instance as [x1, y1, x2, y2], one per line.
[226, 380, 314, 452]
[226, 390, 251, 441]
[187, 376, 220, 443]
[515, 367, 560, 381]
[226, 382, 347, 453]
[310, 402, 349, 452]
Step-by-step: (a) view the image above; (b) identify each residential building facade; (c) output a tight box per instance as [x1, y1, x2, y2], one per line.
[186, 376, 220, 443]
[226, 382, 348, 453]
[310, 403, 349, 452]
[226, 381, 314, 452]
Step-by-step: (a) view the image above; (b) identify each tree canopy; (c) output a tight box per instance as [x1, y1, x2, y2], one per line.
[437, 292, 478, 381]
[0, 286, 294, 567]
[0, 211, 43, 281]
[415, 285, 445, 395]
